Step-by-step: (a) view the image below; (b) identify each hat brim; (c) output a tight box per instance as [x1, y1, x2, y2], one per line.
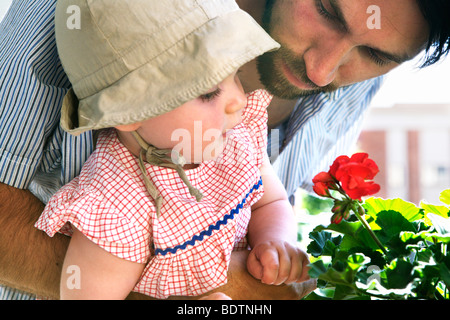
[61, 9, 279, 136]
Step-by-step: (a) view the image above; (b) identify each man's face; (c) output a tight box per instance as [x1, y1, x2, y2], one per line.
[258, 0, 429, 98]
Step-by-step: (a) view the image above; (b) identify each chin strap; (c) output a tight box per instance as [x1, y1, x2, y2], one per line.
[131, 131, 203, 218]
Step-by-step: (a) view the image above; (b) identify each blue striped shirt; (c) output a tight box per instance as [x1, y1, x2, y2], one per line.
[269, 77, 384, 201]
[0, 0, 383, 299]
[0, 0, 93, 191]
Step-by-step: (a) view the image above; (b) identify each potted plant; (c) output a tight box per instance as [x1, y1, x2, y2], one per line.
[305, 153, 450, 300]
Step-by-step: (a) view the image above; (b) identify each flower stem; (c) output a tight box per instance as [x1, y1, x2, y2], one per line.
[329, 177, 387, 255]
[354, 204, 387, 255]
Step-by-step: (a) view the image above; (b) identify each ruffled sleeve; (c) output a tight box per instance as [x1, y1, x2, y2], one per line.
[242, 89, 272, 167]
[35, 178, 152, 264]
[135, 227, 233, 299]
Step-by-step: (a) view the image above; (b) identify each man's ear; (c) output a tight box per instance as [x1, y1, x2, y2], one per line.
[115, 122, 142, 132]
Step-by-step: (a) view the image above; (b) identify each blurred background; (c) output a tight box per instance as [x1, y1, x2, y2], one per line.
[358, 56, 450, 206]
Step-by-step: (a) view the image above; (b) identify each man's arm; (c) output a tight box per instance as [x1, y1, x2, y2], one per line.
[0, 181, 315, 300]
[196, 250, 316, 300]
[0, 182, 69, 299]
[127, 250, 316, 300]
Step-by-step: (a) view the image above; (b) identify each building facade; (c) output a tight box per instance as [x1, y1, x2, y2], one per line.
[358, 104, 450, 205]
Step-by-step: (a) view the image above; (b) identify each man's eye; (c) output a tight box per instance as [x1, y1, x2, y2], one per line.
[366, 48, 391, 67]
[199, 88, 222, 102]
[315, 0, 335, 22]
[314, 0, 347, 32]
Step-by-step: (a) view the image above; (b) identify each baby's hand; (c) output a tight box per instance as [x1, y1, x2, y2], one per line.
[247, 240, 310, 285]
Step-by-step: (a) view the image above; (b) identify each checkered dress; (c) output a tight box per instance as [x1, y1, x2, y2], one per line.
[35, 90, 271, 299]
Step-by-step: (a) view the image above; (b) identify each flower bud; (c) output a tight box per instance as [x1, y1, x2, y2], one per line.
[331, 203, 342, 213]
[357, 205, 366, 216]
[331, 212, 343, 224]
[343, 207, 351, 220]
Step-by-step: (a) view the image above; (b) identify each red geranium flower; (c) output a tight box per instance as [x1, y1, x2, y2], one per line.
[312, 153, 381, 224]
[312, 154, 388, 254]
[312, 153, 380, 201]
[329, 153, 380, 200]
[312, 172, 335, 197]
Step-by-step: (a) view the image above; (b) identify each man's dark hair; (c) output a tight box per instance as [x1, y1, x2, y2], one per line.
[417, 0, 450, 67]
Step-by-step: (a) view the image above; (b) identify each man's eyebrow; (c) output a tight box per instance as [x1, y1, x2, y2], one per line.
[330, 0, 412, 64]
[329, 0, 350, 32]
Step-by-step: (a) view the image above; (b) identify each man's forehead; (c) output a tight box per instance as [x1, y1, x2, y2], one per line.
[336, 0, 429, 60]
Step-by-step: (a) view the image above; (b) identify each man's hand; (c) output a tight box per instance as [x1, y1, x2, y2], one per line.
[247, 240, 310, 285]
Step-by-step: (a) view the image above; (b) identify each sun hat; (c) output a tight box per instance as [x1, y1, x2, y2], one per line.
[55, 0, 280, 136]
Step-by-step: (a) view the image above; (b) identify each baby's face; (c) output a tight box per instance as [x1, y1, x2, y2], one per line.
[137, 70, 246, 164]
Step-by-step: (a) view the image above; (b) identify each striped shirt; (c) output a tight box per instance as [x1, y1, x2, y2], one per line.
[0, 0, 94, 191]
[269, 77, 384, 201]
[0, 0, 383, 299]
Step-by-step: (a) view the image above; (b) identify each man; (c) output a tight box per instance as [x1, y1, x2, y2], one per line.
[238, 0, 448, 199]
[0, 0, 448, 299]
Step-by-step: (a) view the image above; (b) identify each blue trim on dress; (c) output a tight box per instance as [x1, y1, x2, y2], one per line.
[154, 177, 263, 256]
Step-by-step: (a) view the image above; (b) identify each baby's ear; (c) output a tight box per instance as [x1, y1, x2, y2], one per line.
[115, 122, 142, 132]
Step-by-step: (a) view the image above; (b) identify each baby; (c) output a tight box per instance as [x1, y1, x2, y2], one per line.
[35, 0, 309, 299]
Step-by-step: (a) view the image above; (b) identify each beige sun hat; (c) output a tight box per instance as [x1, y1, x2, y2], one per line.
[55, 0, 280, 136]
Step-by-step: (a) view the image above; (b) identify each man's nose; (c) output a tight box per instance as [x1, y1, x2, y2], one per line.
[304, 37, 352, 87]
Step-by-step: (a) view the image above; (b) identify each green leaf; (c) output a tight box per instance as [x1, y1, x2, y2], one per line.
[429, 234, 450, 243]
[307, 230, 342, 257]
[308, 259, 358, 288]
[385, 260, 414, 289]
[313, 221, 381, 253]
[347, 253, 370, 270]
[399, 231, 434, 250]
[439, 263, 450, 288]
[400, 229, 450, 245]
[421, 198, 450, 232]
[333, 284, 366, 300]
[364, 197, 423, 223]
[421, 202, 450, 219]
[426, 213, 450, 235]
[308, 260, 328, 279]
[375, 210, 416, 243]
[323, 220, 362, 237]
[302, 291, 332, 300]
[439, 189, 450, 206]
[384, 236, 412, 262]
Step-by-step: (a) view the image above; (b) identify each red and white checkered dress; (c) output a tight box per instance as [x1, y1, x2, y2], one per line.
[35, 90, 272, 299]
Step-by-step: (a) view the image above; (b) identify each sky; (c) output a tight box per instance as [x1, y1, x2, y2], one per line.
[1, 1, 449, 108]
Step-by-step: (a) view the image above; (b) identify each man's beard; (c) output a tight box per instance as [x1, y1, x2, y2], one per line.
[257, 0, 338, 99]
